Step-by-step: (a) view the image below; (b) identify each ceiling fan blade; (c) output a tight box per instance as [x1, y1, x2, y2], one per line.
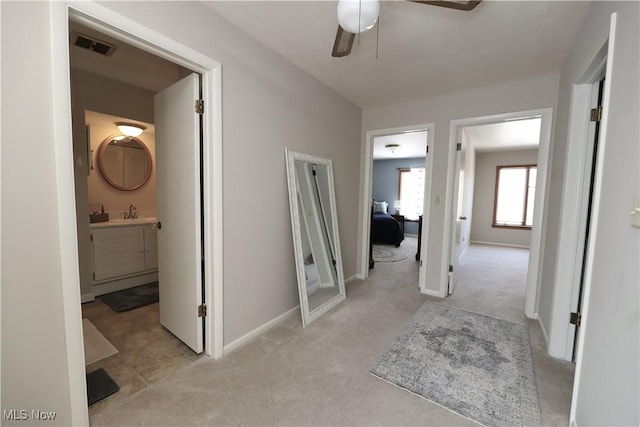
[410, 0, 482, 11]
[332, 26, 355, 58]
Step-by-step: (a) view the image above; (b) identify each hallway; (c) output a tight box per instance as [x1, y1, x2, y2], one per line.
[90, 242, 574, 426]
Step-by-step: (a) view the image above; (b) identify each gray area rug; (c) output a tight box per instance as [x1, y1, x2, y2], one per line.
[371, 301, 541, 427]
[372, 245, 408, 262]
[100, 282, 159, 312]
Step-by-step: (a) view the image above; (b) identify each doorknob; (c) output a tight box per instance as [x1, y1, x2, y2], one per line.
[153, 221, 162, 230]
[458, 216, 467, 220]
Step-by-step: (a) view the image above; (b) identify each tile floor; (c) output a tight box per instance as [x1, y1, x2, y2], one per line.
[82, 298, 201, 416]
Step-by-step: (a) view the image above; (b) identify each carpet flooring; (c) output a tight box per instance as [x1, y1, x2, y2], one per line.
[371, 301, 541, 427]
[90, 243, 574, 426]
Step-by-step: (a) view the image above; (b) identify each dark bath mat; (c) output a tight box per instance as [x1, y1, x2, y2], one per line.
[86, 368, 119, 406]
[100, 282, 159, 312]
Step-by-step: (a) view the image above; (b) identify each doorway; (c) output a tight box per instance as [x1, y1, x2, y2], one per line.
[69, 19, 206, 413]
[51, 3, 224, 422]
[360, 124, 434, 294]
[442, 108, 554, 318]
[444, 117, 543, 322]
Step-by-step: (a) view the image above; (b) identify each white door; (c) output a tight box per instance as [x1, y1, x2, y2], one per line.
[154, 73, 203, 353]
[447, 138, 464, 295]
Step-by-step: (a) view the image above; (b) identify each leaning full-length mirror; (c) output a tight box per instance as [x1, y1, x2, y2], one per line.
[285, 149, 346, 327]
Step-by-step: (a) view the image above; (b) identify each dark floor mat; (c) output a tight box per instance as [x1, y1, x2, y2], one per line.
[100, 282, 159, 312]
[86, 368, 119, 406]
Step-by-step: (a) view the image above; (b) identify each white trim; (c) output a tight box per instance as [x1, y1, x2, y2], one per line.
[54, 2, 224, 422]
[570, 12, 617, 426]
[442, 108, 554, 317]
[421, 288, 443, 298]
[91, 272, 159, 296]
[81, 293, 96, 303]
[359, 123, 434, 296]
[50, 4, 88, 424]
[344, 274, 359, 283]
[537, 316, 549, 347]
[549, 52, 607, 361]
[470, 240, 531, 249]
[223, 306, 300, 355]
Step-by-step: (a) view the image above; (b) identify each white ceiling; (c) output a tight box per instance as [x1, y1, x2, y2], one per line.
[204, 1, 591, 108]
[464, 117, 541, 152]
[373, 131, 427, 159]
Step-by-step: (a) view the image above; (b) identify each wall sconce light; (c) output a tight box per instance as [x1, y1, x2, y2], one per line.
[116, 122, 145, 138]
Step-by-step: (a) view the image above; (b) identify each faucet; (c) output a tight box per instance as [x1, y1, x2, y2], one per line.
[124, 204, 137, 219]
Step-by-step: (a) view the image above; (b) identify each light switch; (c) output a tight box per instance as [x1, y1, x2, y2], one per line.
[632, 195, 640, 229]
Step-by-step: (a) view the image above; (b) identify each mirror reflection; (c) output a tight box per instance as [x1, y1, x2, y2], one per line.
[97, 136, 152, 191]
[286, 149, 345, 327]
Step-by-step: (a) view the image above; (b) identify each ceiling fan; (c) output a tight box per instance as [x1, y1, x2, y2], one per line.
[332, 0, 482, 57]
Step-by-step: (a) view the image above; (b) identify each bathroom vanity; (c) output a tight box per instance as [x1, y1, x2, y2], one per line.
[90, 218, 158, 296]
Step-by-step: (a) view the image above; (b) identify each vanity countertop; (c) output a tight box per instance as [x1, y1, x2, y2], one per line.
[90, 217, 157, 229]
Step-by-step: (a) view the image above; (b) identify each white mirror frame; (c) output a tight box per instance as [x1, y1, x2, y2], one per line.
[285, 148, 346, 327]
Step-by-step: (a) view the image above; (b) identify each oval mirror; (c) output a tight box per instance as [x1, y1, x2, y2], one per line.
[97, 135, 152, 191]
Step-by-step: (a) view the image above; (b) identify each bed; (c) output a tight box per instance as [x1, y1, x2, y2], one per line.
[371, 201, 404, 247]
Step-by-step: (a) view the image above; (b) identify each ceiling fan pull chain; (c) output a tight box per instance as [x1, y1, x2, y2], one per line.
[375, 9, 380, 59]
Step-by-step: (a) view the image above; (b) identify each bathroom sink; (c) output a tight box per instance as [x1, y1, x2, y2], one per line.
[110, 217, 157, 224]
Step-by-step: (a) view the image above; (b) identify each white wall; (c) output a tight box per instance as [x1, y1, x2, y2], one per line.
[1, 2, 76, 425]
[1, 1, 361, 424]
[544, 2, 639, 425]
[361, 74, 560, 294]
[471, 149, 538, 247]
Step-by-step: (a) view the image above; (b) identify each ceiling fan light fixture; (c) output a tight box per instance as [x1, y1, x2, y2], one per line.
[116, 122, 145, 137]
[337, 0, 380, 34]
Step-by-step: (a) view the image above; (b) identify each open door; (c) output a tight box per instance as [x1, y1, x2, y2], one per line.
[447, 137, 465, 295]
[154, 73, 203, 353]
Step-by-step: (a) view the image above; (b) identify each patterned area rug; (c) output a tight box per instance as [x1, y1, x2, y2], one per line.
[372, 245, 409, 262]
[371, 301, 541, 427]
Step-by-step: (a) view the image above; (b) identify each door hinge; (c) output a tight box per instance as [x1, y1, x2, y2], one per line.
[590, 106, 602, 122]
[570, 312, 582, 327]
[456, 143, 462, 151]
[195, 99, 204, 115]
[198, 304, 207, 317]
[90, 234, 93, 242]
[449, 264, 454, 273]
[420, 260, 423, 267]
[426, 146, 429, 154]
[92, 272, 95, 280]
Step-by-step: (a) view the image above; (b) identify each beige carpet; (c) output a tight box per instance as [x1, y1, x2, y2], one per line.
[83, 318, 118, 366]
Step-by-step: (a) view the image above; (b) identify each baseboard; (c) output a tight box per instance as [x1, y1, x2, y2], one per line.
[470, 240, 530, 249]
[537, 316, 549, 348]
[92, 272, 159, 297]
[344, 274, 358, 283]
[404, 233, 418, 238]
[81, 293, 95, 303]
[223, 305, 300, 355]
[420, 287, 443, 297]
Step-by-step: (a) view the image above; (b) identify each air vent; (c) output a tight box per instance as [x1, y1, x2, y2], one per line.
[71, 32, 117, 57]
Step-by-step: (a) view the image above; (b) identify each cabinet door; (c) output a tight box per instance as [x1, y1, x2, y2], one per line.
[92, 227, 145, 282]
[144, 226, 158, 271]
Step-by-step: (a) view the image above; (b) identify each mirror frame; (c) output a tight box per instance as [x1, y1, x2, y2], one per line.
[97, 135, 153, 191]
[285, 148, 346, 327]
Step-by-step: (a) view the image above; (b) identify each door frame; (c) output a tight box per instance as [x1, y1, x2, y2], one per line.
[50, 2, 223, 423]
[359, 123, 435, 294]
[442, 108, 554, 314]
[550, 40, 609, 361]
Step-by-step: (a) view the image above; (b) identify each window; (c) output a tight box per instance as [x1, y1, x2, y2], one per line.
[398, 167, 425, 220]
[493, 165, 537, 228]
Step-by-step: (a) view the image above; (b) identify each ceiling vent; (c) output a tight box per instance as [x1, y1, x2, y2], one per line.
[71, 32, 117, 57]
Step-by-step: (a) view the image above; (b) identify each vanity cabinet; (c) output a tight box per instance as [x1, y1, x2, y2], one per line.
[91, 224, 158, 283]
